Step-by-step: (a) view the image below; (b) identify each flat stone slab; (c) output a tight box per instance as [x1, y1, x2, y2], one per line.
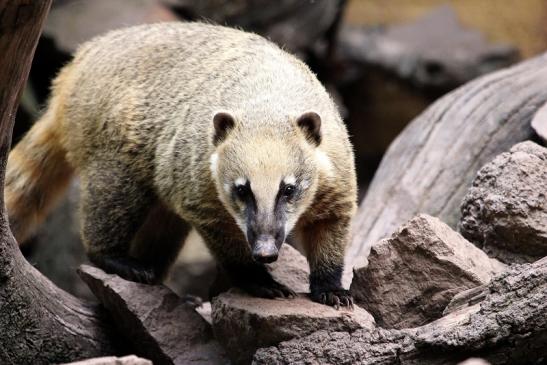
[78, 265, 227, 365]
[212, 290, 374, 364]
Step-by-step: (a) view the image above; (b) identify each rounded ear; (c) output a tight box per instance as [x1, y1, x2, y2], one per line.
[213, 111, 236, 145]
[296, 111, 321, 146]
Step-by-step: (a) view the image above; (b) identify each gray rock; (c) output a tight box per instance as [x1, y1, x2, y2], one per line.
[351, 214, 505, 329]
[61, 356, 152, 365]
[266, 244, 309, 293]
[459, 141, 547, 263]
[212, 290, 374, 364]
[254, 258, 547, 365]
[78, 265, 227, 365]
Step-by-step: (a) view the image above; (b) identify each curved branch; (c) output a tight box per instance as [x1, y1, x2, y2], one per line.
[348, 53, 547, 266]
[0, 1, 119, 363]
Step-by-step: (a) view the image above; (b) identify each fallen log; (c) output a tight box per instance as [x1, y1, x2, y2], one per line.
[0, 1, 120, 363]
[347, 52, 547, 268]
[254, 257, 547, 365]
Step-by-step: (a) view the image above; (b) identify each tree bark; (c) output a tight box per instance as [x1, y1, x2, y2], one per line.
[347, 53, 547, 267]
[0, 1, 119, 363]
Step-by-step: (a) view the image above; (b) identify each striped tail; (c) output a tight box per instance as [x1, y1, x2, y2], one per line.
[5, 92, 74, 244]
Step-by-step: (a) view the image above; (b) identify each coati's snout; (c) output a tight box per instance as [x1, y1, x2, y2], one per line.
[246, 210, 285, 263]
[236, 179, 287, 263]
[250, 235, 281, 263]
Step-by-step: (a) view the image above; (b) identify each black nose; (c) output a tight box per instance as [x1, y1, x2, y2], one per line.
[252, 235, 279, 263]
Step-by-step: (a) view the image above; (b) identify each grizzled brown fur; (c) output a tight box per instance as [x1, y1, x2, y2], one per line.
[6, 23, 357, 307]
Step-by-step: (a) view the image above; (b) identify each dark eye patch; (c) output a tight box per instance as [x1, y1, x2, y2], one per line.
[232, 180, 256, 208]
[235, 183, 250, 199]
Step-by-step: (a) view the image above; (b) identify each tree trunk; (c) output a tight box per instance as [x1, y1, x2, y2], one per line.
[347, 53, 547, 267]
[0, 1, 119, 363]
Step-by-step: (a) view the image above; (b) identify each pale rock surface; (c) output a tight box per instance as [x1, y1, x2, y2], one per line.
[351, 214, 505, 328]
[266, 244, 310, 293]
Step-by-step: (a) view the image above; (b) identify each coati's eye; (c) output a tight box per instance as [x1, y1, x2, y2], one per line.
[282, 184, 296, 199]
[235, 184, 250, 200]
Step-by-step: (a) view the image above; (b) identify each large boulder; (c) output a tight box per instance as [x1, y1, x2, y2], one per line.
[459, 141, 547, 263]
[351, 214, 505, 329]
[212, 291, 374, 364]
[78, 265, 227, 365]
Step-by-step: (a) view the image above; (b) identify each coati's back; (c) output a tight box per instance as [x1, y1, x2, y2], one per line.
[6, 22, 350, 243]
[60, 22, 344, 169]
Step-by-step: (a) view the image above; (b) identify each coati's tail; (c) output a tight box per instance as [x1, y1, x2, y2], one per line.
[5, 76, 74, 244]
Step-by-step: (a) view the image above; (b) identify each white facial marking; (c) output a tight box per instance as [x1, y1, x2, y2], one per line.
[284, 216, 298, 238]
[234, 177, 246, 187]
[283, 175, 296, 185]
[209, 153, 218, 178]
[223, 183, 231, 194]
[315, 149, 334, 176]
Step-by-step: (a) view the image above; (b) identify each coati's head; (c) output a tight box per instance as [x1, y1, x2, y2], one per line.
[210, 111, 330, 263]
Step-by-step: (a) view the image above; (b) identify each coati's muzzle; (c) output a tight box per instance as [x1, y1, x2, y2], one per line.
[246, 212, 285, 264]
[251, 234, 282, 263]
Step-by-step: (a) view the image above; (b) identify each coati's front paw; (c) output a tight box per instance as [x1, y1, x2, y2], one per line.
[89, 255, 158, 284]
[241, 279, 296, 299]
[311, 288, 354, 309]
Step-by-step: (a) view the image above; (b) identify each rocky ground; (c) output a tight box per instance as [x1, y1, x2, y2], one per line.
[65, 141, 546, 364]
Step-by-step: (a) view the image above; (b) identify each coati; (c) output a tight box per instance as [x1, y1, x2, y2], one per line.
[6, 22, 357, 307]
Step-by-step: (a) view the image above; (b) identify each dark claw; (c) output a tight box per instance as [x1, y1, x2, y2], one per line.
[320, 293, 327, 304]
[312, 289, 354, 310]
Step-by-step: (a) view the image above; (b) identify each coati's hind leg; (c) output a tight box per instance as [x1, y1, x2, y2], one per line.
[80, 162, 157, 284]
[130, 201, 191, 282]
[198, 224, 295, 299]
